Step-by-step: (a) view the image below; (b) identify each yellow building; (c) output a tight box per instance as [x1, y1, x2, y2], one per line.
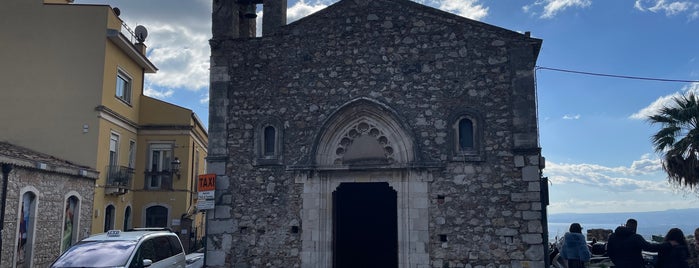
[0, 0, 207, 252]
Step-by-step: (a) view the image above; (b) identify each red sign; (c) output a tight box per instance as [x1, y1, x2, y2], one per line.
[197, 174, 216, 192]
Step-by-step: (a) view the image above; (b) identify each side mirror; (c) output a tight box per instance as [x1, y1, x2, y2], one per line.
[143, 259, 153, 267]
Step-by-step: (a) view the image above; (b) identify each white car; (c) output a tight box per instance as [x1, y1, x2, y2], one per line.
[51, 228, 186, 268]
[185, 251, 204, 268]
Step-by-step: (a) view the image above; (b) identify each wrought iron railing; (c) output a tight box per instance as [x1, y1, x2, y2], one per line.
[120, 21, 138, 44]
[106, 165, 134, 188]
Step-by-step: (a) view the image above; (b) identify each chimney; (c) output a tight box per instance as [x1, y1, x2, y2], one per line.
[134, 42, 147, 56]
[263, 0, 287, 35]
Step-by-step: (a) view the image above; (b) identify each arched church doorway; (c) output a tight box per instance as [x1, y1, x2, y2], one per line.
[332, 182, 397, 268]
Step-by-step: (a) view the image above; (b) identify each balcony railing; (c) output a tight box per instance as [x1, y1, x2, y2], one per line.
[143, 170, 174, 190]
[105, 165, 133, 195]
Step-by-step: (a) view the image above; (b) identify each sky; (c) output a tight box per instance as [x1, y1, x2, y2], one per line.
[74, 0, 699, 214]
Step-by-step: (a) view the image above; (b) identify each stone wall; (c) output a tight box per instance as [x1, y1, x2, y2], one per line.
[207, 0, 544, 267]
[0, 144, 97, 268]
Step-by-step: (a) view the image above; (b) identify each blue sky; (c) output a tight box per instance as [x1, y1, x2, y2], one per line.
[76, 0, 699, 214]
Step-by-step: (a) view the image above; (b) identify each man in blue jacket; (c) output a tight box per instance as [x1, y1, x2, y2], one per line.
[606, 219, 660, 268]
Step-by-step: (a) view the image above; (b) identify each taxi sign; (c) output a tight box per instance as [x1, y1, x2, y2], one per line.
[198, 174, 216, 192]
[197, 174, 216, 210]
[107, 230, 121, 237]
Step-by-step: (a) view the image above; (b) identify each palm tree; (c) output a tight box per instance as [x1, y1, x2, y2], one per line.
[648, 92, 699, 188]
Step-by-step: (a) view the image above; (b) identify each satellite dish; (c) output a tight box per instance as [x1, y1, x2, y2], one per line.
[134, 25, 148, 43]
[112, 7, 120, 17]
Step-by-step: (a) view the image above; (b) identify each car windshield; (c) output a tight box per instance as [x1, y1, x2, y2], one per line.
[51, 240, 137, 267]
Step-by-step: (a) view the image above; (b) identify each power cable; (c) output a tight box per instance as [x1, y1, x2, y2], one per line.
[535, 66, 699, 83]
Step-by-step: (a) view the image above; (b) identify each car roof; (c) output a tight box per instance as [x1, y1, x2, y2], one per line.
[81, 229, 176, 242]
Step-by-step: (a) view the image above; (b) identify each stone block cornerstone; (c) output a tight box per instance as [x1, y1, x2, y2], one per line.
[206, 0, 546, 267]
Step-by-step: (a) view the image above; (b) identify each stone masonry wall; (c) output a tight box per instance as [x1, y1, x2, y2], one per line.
[208, 0, 543, 267]
[0, 166, 95, 268]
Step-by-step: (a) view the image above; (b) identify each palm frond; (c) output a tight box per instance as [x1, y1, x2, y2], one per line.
[649, 92, 699, 188]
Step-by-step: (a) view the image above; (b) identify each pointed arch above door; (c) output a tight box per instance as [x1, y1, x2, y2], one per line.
[311, 98, 418, 168]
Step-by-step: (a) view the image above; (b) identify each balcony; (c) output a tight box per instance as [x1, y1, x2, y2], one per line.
[144, 170, 174, 190]
[105, 165, 133, 195]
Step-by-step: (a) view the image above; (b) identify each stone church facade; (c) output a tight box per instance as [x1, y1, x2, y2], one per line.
[206, 0, 546, 267]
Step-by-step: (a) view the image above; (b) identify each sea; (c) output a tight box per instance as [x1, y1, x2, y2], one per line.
[548, 222, 696, 242]
[547, 208, 699, 242]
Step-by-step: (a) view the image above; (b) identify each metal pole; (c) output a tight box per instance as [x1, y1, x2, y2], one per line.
[203, 210, 208, 267]
[541, 176, 550, 268]
[1, 164, 13, 264]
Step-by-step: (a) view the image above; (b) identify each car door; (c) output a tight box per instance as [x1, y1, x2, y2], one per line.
[150, 235, 185, 268]
[129, 239, 156, 268]
[166, 235, 187, 267]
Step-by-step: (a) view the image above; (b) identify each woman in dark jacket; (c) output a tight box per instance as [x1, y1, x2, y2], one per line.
[656, 228, 689, 268]
[560, 223, 592, 268]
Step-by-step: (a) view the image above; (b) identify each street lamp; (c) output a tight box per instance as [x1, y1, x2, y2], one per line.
[171, 157, 181, 179]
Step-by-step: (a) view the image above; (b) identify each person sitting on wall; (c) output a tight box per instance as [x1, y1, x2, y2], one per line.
[560, 223, 592, 268]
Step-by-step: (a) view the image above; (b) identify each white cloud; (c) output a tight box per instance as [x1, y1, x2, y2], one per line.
[634, 0, 699, 18]
[255, 0, 330, 36]
[523, 0, 592, 19]
[690, 10, 699, 19]
[562, 114, 581, 120]
[544, 157, 667, 193]
[629, 154, 663, 173]
[142, 22, 211, 91]
[288, 0, 330, 22]
[200, 92, 210, 105]
[628, 94, 679, 120]
[278, 0, 489, 24]
[144, 86, 174, 99]
[629, 83, 699, 120]
[548, 198, 698, 214]
[436, 0, 489, 20]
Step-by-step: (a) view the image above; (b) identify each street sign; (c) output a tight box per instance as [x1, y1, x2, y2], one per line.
[198, 173, 216, 192]
[197, 199, 215, 210]
[198, 191, 214, 199]
[197, 174, 216, 210]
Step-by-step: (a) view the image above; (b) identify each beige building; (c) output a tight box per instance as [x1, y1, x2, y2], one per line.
[0, 0, 208, 262]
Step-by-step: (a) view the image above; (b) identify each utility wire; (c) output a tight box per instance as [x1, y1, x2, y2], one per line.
[535, 66, 699, 83]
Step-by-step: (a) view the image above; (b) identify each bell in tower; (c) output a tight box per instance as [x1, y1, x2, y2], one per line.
[238, 0, 258, 19]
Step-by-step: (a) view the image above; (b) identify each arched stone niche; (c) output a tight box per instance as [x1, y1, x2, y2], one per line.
[313, 98, 416, 168]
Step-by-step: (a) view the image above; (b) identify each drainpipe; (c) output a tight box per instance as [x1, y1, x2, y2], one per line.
[541, 176, 550, 268]
[0, 163, 13, 264]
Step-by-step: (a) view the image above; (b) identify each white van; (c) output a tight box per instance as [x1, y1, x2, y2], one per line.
[51, 229, 186, 268]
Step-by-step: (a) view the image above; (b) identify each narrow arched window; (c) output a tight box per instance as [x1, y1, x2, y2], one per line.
[451, 112, 482, 161]
[62, 196, 79, 252]
[263, 126, 276, 156]
[17, 191, 37, 266]
[123, 206, 132, 231]
[458, 118, 474, 151]
[104, 205, 115, 232]
[255, 119, 284, 165]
